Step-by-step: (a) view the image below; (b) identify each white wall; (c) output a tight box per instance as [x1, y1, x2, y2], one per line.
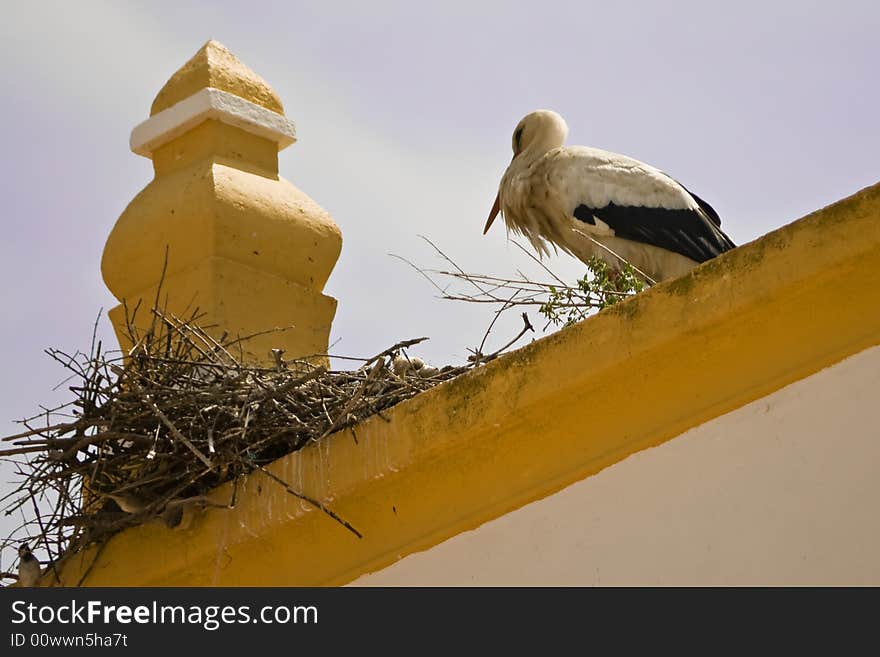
[352, 345, 880, 586]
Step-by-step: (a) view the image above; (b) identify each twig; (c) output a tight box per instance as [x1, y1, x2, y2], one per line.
[255, 466, 362, 539]
[472, 313, 535, 364]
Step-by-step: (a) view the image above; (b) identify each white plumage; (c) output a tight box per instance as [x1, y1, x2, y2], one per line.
[484, 110, 736, 282]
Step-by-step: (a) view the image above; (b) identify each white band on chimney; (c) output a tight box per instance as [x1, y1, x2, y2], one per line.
[130, 87, 297, 157]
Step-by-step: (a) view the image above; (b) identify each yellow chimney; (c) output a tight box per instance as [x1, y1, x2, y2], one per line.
[101, 40, 342, 365]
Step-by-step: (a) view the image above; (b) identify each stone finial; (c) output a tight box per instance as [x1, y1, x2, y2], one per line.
[151, 40, 284, 116]
[101, 41, 342, 366]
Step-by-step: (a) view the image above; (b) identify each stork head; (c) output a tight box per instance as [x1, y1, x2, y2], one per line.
[484, 110, 569, 234]
[511, 109, 569, 158]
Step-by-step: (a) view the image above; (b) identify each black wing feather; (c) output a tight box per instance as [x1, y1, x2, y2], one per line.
[678, 182, 723, 228]
[573, 199, 736, 264]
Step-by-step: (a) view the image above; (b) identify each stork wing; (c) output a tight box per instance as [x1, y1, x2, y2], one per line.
[681, 186, 723, 228]
[551, 147, 736, 263]
[574, 201, 735, 263]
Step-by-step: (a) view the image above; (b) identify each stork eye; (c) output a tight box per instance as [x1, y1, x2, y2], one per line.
[514, 127, 524, 152]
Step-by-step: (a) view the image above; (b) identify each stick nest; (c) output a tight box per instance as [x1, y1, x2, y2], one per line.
[0, 307, 485, 584]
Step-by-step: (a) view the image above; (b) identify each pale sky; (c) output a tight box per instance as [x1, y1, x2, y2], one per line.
[1, 1, 878, 562]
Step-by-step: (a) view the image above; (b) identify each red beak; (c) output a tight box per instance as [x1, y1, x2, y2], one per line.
[483, 192, 501, 234]
[484, 152, 519, 234]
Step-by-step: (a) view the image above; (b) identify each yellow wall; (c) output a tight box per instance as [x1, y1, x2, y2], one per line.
[55, 179, 880, 586]
[353, 345, 880, 585]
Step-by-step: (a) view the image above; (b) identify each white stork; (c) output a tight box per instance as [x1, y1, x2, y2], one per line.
[484, 110, 736, 283]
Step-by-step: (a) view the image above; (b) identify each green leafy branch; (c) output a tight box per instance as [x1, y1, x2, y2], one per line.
[539, 256, 645, 328]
